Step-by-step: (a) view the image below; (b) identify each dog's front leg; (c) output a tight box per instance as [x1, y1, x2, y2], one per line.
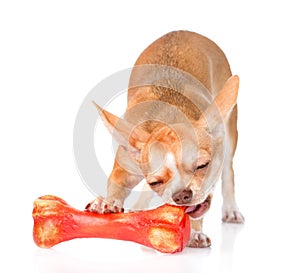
[86, 159, 143, 213]
[222, 106, 244, 223]
[188, 218, 211, 248]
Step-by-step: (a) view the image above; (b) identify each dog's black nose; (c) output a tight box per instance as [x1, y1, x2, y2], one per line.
[172, 189, 193, 204]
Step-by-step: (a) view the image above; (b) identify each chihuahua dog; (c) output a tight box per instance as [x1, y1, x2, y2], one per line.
[86, 31, 244, 248]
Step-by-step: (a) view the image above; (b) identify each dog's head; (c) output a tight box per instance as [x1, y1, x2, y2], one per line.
[94, 75, 239, 218]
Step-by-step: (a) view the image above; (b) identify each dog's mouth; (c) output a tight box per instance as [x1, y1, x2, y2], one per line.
[185, 195, 211, 219]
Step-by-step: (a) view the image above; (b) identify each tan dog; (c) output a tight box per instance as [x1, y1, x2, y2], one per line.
[86, 31, 244, 248]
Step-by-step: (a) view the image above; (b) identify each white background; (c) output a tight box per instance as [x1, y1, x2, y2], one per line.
[1, 1, 300, 272]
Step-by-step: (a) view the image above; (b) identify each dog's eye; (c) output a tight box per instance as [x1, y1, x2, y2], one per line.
[149, 181, 163, 187]
[195, 162, 209, 171]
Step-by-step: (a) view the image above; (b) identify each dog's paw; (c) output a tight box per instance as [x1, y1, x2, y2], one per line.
[188, 232, 211, 248]
[222, 205, 245, 223]
[85, 197, 124, 213]
[85, 196, 104, 213]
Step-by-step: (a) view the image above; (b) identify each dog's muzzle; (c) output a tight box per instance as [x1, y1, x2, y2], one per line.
[185, 195, 211, 218]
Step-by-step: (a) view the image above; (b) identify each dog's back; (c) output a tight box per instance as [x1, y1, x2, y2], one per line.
[130, 31, 231, 98]
[126, 31, 233, 131]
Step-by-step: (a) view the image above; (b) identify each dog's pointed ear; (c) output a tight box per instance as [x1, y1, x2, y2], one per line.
[93, 101, 150, 158]
[198, 75, 239, 129]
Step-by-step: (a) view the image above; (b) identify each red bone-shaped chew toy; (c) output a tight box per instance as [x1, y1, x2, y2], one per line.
[32, 195, 190, 253]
